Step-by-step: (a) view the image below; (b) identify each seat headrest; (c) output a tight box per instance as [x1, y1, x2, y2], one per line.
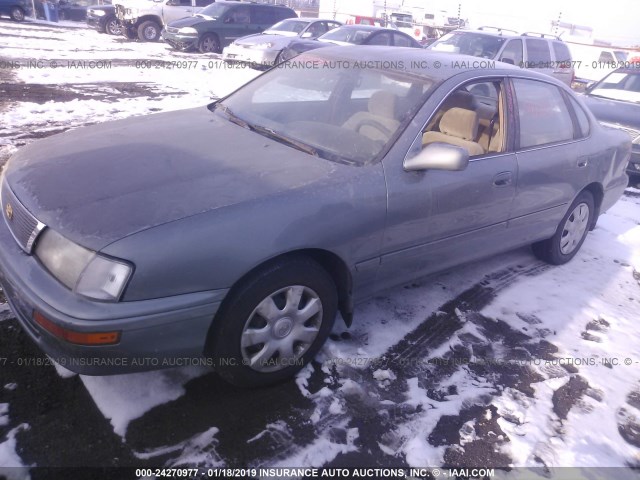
[439, 108, 479, 141]
[368, 91, 397, 119]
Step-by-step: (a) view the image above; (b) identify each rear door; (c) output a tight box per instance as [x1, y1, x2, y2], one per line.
[509, 77, 591, 243]
[523, 37, 553, 78]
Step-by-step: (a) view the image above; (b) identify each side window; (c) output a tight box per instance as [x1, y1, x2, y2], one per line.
[393, 33, 413, 47]
[525, 38, 551, 66]
[251, 6, 275, 25]
[599, 51, 614, 63]
[178, 0, 191, 7]
[500, 39, 523, 66]
[307, 21, 327, 37]
[552, 42, 571, 64]
[224, 5, 250, 24]
[327, 22, 341, 31]
[195, 0, 212, 6]
[367, 32, 392, 46]
[420, 79, 506, 157]
[513, 79, 574, 148]
[568, 96, 590, 138]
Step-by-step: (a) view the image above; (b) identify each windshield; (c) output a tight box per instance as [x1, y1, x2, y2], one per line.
[430, 32, 506, 59]
[266, 19, 310, 34]
[319, 27, 372, 45]
[215, 56, 436, 165]
[590, 71, 640, 104]
[199, 3, 229, 19]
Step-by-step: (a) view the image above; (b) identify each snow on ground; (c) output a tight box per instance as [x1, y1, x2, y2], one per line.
[482, 195, 640, 467]
[1, 19, 640, 473]
[81, 366, 210, 437]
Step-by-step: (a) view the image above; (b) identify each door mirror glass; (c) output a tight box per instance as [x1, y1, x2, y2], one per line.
[404, 142, 469, 172]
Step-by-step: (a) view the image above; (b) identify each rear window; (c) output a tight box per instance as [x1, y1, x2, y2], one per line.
[552, 42, 572, 64]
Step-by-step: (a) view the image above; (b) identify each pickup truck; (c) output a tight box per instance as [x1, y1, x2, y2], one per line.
[115, 0, 213, 41]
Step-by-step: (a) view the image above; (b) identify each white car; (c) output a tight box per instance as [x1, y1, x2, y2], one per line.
[222, 18, 342, 68]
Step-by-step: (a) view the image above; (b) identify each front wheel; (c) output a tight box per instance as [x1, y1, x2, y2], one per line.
[532, 190, 594, 265]
[105, 16, 121, 35]
[198, 33, 220, 53]
[137, 20, 161, 41]
[208, 257, 338, 387]
[10, 6, 25, 21]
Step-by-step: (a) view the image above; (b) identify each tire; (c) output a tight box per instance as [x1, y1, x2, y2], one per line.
[208, 257, 338, 388]
[122, 25, 136, 40]
[105, 16, 121, 35]
[532, 190, 594, 265]
[198, 33, 220, 54]
[137, 20, 161, 42]
[10, 6, 25, 21]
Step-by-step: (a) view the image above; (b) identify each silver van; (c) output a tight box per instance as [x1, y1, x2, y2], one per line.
[429, 27, 575, 86]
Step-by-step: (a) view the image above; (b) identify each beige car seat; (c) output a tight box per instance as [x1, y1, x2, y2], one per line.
[422, 107, 485, 157]
[343, 91, 400, 143]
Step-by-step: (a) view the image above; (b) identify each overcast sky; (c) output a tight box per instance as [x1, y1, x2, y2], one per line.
[437, 0, 640, 47]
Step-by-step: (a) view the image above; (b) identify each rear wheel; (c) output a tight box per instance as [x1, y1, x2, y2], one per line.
[198, 33, 220, 53]
[208, 257, 338, 387]
[532, 190, 594, 265]
[10, 6, 25, 21]
[137, 20, 161, 41]
[105, 16, 121, 35]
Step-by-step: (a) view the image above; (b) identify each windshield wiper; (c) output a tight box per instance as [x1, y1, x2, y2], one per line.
[213, 103, 318, 156]
[251, 124, 318, 156]
[214, 102, 251, 129]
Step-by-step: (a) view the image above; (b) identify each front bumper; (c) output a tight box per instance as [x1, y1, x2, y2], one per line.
[627, 147, 640, 177]
[86, 14, 105, 29]
[222, 44, 280, 67]
[0, 213, 226, 375]
[162, 30, 198, 50]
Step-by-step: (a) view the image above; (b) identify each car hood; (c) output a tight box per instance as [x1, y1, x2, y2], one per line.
[4, 107, 342, 251]
[234, 33, 292, 47]
[88, 5, 115, 12]
[168, 14, 212, 28]
[582, 93, 640, 130]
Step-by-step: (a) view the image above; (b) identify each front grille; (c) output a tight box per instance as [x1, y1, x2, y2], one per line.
[1, 181, 45, 254]
[166, 26, 179, 34]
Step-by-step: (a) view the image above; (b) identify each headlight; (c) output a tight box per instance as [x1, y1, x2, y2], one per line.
[92, 9, 106, 16]
[177, 27, 197, 35]
[254, 42, 274, 49]
[35, 229, 133, 301]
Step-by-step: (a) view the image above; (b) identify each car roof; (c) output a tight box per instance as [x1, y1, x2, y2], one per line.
[215, 0, 293, 7]
[333, 25, 387, 31]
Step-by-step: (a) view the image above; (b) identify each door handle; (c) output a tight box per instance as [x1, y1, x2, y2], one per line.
[577, 156, 589, 168]
[493, 171, 513, 187]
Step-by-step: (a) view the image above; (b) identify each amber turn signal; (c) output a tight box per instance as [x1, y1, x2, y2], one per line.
[33, 311, 121, 346]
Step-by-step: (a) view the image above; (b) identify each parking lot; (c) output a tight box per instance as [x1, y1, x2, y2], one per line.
[1, 17, 640, 478]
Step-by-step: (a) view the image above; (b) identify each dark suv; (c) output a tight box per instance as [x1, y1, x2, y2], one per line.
[162, 1, 297, 53]
[0, 0, 31, 21]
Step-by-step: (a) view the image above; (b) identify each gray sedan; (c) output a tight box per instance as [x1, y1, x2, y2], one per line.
[0, 47, 630, 387]
[221, 17, 342, 68]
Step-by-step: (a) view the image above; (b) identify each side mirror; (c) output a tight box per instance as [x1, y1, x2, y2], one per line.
[500, 57, 515, 65]
[404, 143, 470, 172]
[301, 31, 313, 38]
